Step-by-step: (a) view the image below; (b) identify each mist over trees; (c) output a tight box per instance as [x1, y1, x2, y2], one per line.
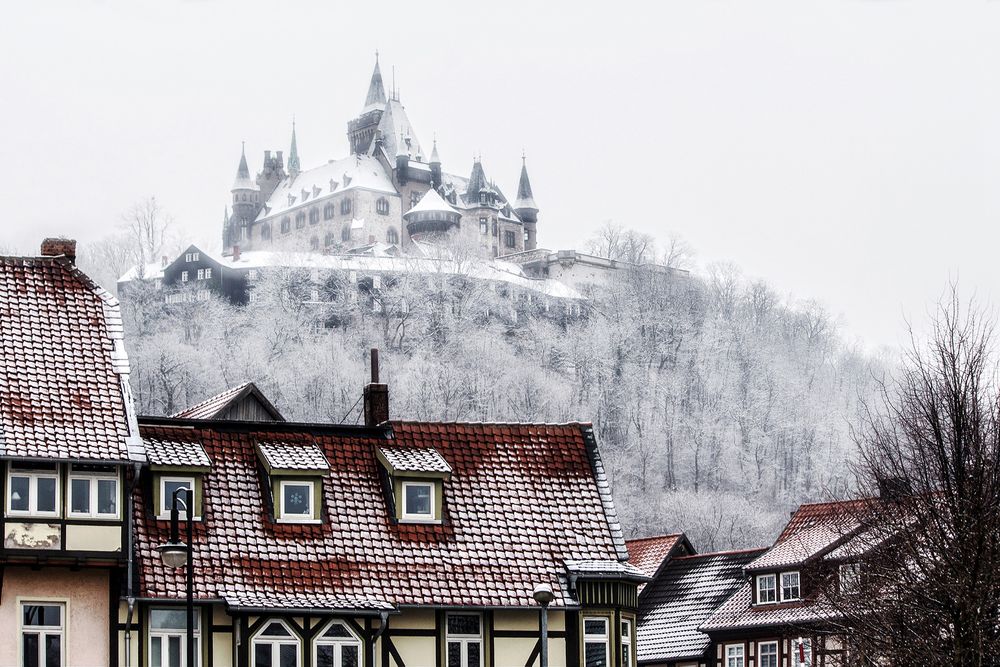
[98, 218, 880, 550]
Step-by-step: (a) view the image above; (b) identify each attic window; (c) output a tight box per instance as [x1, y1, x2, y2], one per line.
[158, 476, 196, 520]
[401, 481, 433, 521]
[279, 480, 315, 522]
[376, 446, 451, 524]
[288, 194, 296, 206]
[256, 440, 328, 524]
[781, 571, 801, 601]
[756, 574, 777, 604]
[329, 179, 338, 192]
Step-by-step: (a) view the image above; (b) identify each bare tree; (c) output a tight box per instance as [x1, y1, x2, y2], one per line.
[831, 288, 1000, 666]
[125, 196, 174, 266]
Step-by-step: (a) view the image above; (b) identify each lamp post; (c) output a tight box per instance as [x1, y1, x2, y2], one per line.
[532, 583, 555, 667]
[157, 487, 194, 667]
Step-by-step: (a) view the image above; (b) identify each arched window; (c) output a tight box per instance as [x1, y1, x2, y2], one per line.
[340, 198, 352, 215]
[341, 225, 351, 242]
[295, 212, 306, 229]
[314, 621, 361, 667]
[242, 193, 248, 202]
[324, 232, 335, 247]
[280, 217, 291, 234]
[376, 197, 390, 215]
[261, 223, 271, 241]
[251, 620, 300, 667]
[386, 228, 399, 245]
[309, 208, 320, 225]
[323, 203, 335, 220]
[310, 236, 319, 251]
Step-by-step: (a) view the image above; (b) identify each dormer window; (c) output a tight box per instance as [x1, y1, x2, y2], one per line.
[756, 574, 777, 604]
[256, 440, 329, 524]
[279, 480, 315, 521]
[781, 571, 801, 601]
[158, 476, 197, 520]
[401, 481, 434, 521]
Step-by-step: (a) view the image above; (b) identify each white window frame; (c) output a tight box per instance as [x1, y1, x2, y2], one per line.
[19, 598, 66, 667]
[158, 476, 196, 520]
[67, 465, 119, 519]
[400, 481, 435, 521]
[781, 571, 801, 601]
[7, 464, 60, 518]
[583, 616, 610, 667]
[725, 643, 745, 667]
[445, 612, 482, 667]
[196, 269, 204, 280]
[205, 268, 212, 279]
[313, 620, 362, 667]
[621, 617, 634, 667]
[192, 252, 200, 262]
[251, 619, 301, 667]
[756, 573, 777, 604]
[278, 480, 316, 523]
[185, 253, 193, 262]
[148, 607, 201, 667]
[181, 271, 189, 282]
[758, 641, 779, 667]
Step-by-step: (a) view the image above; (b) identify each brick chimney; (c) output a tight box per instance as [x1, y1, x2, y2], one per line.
[363, 348, 389, 427]
[40, 238, 77, 264]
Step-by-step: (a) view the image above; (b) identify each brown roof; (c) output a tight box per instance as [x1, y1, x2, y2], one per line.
[171, 381, 285, 421]
[627, 534, 685, 579]
[378, 445, 452, 474]
[257, 439, 330, 471]
[144, 437, 211, 468]
[134, 419, 633, 611]
[0, 256, 143, 462]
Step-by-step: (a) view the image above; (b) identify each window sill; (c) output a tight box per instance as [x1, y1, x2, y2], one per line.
[67, 514, 120, 521]
[5, 513, 61, 520]
[155, 515, 202, 522]
[276, 518, 321, 525]
[399, 516, 442, 525]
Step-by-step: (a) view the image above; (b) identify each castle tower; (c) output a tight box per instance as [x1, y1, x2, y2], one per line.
[348, 54, 387, 155]
[227, 143, 258, 250]
[514, 153, 539, 251]
[429, 138, 442, 189]
[288, 120, 301, 179]
[395, 130, 410, 186]
[257, 149, 286, 203]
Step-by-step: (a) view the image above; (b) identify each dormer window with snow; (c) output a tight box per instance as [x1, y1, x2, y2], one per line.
[144, 437, 212, 521]
[376, 446, 452, 524]
[255, 440, 330, 524]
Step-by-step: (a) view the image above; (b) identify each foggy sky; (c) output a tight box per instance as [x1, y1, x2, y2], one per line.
[0, 0, 995, 349]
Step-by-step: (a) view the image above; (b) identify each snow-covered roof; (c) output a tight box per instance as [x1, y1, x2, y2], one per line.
[118, 260, 165, 283]
[404, 188, 459, 217]
[258, 154, 396, 222]
[376, 99, 423, 162]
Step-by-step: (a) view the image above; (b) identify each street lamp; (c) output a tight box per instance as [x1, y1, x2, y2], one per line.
[157, 487, 195, 667]
[533, 583, 555, 667]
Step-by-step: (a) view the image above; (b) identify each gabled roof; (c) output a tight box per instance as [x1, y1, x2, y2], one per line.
[134, 419, 630, 610]
[144, 437, 211, 469]
[376, 99, 423, 162]
[0, 255, 144, 462]
[637, 549, 766, 663]
[626, 533, 693, 591]
[257, 439, 330, 472]
[171, 381, 285, 422]
[403, 187, 460, 218]
[377, 445, 452, 475]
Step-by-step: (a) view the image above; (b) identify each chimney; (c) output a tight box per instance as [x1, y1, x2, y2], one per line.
[40, 238, 77, 264]
[232, 245, 241, 261]
[363, 348, 389, 427]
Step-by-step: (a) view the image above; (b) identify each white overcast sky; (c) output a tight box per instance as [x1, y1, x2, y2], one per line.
[0, 0, 996, 349]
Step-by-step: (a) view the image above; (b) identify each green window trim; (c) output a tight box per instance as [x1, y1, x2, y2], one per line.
[270, 475, 323, 523]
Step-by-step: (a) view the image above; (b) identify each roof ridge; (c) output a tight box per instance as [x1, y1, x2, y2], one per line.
[626, 533, 683, 545]
[391, 419, 594, 428]
[673, 547, 768, 560]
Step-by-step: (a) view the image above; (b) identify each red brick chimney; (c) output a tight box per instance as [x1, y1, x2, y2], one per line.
[363, 348, 389, 427]
[40, 238, 77, 264]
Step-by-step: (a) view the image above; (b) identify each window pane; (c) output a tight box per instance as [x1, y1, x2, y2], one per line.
[70, 479, 90, 513]
[254, 644, 272, 667]
[23, 605, 61, 627]
[341, 645, 359, 667]
[163, 481, 193, 515]
[279, 644, 296, 667]
[447, 642, 461, 667]
[467, 642, 481, 667]
[10, 476, 29, 511]
[36, 478, 56, 512]
[282, 484, 311, 516]
[315, 646, 334, 667]
[150, 637, 162, 667]
[23, 632, 39, 667]
[44, 635, 60, 667]
[585, 641, 608, 667]
[98, 479, 117, 515]
[261, 622, 291, 637]
[168, 636, 180, 667]
[584, 619, 606, 636]
[404, 484, 431, 516]
[151, 609, 190, 630]
[447, 614, 480, 636]
[322, 623, 352, 638]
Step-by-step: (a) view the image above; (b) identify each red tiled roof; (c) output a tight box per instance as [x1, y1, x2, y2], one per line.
[144, 437, 211, 468]
[172, 381, 285, 421]
[134, 419, 631, 610]
[378, 445, 452, 474]
[257, 440, 330, 471]
[627, 534, 684, 579]
[0, 256, 143, 462]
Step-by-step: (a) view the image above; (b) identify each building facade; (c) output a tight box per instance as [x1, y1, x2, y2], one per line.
[222, 57, 540, 259]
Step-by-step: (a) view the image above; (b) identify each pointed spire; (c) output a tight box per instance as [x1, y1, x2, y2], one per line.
[515, 153, 538, 212]
[430, 137, 441, 165]
[363, 53, 387, 113]
[232, 142, 254, 191]
[467, 159, 489, 196]
[288, 118, 301, 177]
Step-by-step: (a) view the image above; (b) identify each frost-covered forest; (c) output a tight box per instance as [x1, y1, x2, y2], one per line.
[79, 209, 881, 550]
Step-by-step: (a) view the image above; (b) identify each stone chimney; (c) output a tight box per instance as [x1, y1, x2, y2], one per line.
[363, 348, 389, 427]
[40, 238, 77, 264]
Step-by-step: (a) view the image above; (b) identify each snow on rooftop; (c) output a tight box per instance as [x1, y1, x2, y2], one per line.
[405, 188, 459, 217]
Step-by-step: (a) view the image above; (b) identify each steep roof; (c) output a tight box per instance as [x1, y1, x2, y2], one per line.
[134, 419, 634, 611]
[403, 187, 460, 217]
[171, 381, 285, 422]
[232, 145, 256, 191]
[362, 58, 387, 114]
[376, 99, 423, 162]
[637, 549, 766, 663]
[626, 533, 690, 590]
[515, 158, 538, 211]
[0, 255, 143, 462]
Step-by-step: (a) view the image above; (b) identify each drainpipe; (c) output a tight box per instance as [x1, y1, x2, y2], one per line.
[124, 462, 141, 667]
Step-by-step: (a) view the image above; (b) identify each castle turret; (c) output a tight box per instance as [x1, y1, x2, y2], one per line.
[257, 149, 287, 203]
[404, 187, 461, 238]
[429, 138, 442, 189]
[228, 143, 258, 251]
[348, 54, 387, 154]
[288, 120, 301, 179]
[395, 130, 410, 185]
[514, 153, 539, 250]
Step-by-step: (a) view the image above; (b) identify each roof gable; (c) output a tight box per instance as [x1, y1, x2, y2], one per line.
[171, 381, 285, 422]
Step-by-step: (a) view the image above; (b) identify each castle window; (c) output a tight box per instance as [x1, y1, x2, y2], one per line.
[324, 232, 335, 247]
[479, 218, 488, 235]
[310, 236, 319, 251]
[181, 271, 189, 282]
[376, 197, 390, 215]
[479, 192, 487, 205]
[402, 481, 434, 521]
[583, 617, 610, 667]
[446, 613, 482, 667]
[309, 208, 320, 225]
[340, 198, 352, 215]
[281, 217, 291, 233]
[756, 574, 777, 604]
[242, 193, 247, 202]
[21, 602, 65, 667]
[324, 203, 335, 220]
[233, 193, 238, 203]
[341, 225, 350, 242]
[524, 230, 529, 242]
[252, 620, 300, 667]
[7, 462, 59, 517]
[295, 212, 306, 229]
[386, 228, 399, 245]
[261, 223, 271, 241]
[315, 621, 361, 666]
[504, 231, 515, 249]
[149, 608, 201, 667]
[409, 192, 419, 210]
[492, 221, 498, 237]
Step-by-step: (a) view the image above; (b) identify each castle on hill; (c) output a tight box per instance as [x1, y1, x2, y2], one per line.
[223, 55, 539, 258]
